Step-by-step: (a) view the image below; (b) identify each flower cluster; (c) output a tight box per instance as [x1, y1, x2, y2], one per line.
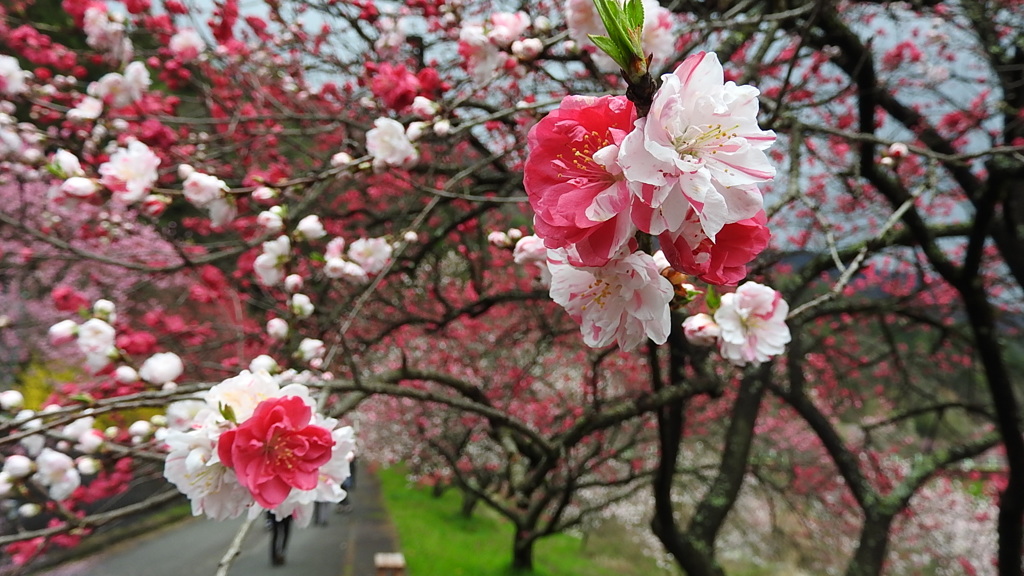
[681, 282, 791, 366]
[163, 370, 355, 525]
[523, 51, 781, 352]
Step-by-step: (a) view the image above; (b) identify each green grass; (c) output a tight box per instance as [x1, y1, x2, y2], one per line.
[377, 467, 675, 576]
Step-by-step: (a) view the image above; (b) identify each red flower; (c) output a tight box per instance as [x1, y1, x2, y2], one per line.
[659, 211, 770, 286]
[524, 95, 638, 267]
[217, 396, 334, 508]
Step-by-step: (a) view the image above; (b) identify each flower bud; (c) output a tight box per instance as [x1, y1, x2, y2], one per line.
[267, 318, 289, 340]
[3, 454, 34, 478]
[681, 313, 721, 347]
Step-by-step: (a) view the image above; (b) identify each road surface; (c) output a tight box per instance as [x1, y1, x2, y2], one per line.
[35, 469, 398, 576]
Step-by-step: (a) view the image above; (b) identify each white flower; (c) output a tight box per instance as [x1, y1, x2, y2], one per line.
[433, 119, 452, 136]
[252, 186, 277, 203]
[325, 237, 346, 259]
[290, 294, 315, 319]
[32, 448, 81, 501]
[139, 352, 184, 384]
[76, 430, 104, 454]
[284, 274, 304, 293]
[128, 420, 153, 437]
[512, 38, 544, 61]
[61, 417, 95, 442]
[249, 354, 279, 373]
[0, 472, 13, 498]
[403, 230, 419, 242]
[205, 370, 280, 422]
[182, 171, 228, 208]
[549, 248, 674, 351]
[488, 231, 511, 247]
[122, 61, 151, 102]
[53, 149, 84, 177]
[366, 118, 418, 171]
[19, 503, 41, 518]
[0, 55, 27, 96]
[163, 427, 253, 520]
[618, 51, 775, 240]
[267, 318, 289, 341]
[347, 237, 392, 275]
[98, 139, 160, 203]
[60, 177, 100, 198]
[410, 97, 439, 119]
[93, 299, 116, 322]
[297, 338, 326, 362]
[76, 457, 100, 475]
[295, 215, 327, 240]
[329, 152, 353, 168]
[169, 29, 206, 61]
[682, 313, 720, 346]
[324, 259, 369, 284]
[48, 319, 79, 345]
[206, 197, 236, 227]
[114, 365, 139, 382]
[714, 282, 791, 366]
[77, 318, 116, 357]
[254, 236, 290, 286]
[459, 24, 506, 84]
[0, 390, 24, 411]
[258, 210, 284, 232]
[67, 96, 103, 121]
[3, 454, 34, 478]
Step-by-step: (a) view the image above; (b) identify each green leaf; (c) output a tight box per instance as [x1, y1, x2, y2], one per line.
[623, 0, 645, 29]
[588, 34, 627, 69]
[219, 402, 237, 424]
[705, 285, 721, 312]
[69, 393, 96, 405]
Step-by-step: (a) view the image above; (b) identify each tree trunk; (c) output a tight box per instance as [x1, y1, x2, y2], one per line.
[511, 529, 534, 572]
[460, 489, 479, 518]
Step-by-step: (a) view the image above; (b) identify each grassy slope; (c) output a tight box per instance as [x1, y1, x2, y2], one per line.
[377, 467, 674, 576]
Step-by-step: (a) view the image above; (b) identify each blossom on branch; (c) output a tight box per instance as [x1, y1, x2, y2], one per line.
[216, 396, 335, 509]
[714, 282, 790, 366]
[549, 247, 674, 351]
[525, 95, 638, 267]
[618, 51, 775, 241]
[366, 118, 418, 171]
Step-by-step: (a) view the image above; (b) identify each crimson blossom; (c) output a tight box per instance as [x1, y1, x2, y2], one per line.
[216, 396, 335, 509]
[524, 95, 638, 267]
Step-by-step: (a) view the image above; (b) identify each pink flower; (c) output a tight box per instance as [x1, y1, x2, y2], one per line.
[682, 313, 720, 346]
[217, 396, 335, 509]
[513, 235, 547, 264]
[98, 140, 160, 203]
[548, 247, 674, 351]
[488, 11, 530, 46]
[347, 237, 392, 274]
[714, 282, 790, 366]
[458, 24, 510, 84]
[370, 64, 421, 112]
[618, 51, 775, 241]
[169, 29, 205, 61]
[182, 171, 227, 208]
[525, 95, 638, 267]
[657, 210, 770, 286]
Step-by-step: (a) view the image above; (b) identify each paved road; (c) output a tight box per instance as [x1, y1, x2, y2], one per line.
[36, 469, 399, 576]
